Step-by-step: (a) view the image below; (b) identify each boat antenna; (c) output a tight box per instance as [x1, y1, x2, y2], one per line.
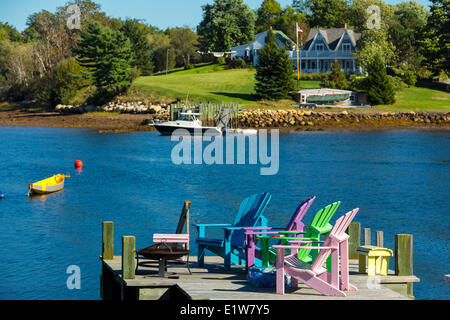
[185, 91, 190, 105]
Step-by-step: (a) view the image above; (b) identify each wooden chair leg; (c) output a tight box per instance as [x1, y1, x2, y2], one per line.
[358, 254, 366, 274]
[367, 257, 376, 276]
[198, 245, 205, 267]
[276, 249, 285, 294]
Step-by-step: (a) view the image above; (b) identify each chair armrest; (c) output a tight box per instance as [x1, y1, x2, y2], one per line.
[288, 240, 324, 244]
[278, 231, 307, 235]
[273, 245, 336, 250]
[193, 223, 232, 228]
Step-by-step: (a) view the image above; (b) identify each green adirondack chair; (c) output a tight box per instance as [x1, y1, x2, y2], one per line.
[257, 201, 341, 269]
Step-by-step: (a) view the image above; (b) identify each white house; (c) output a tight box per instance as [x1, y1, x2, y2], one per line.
[231, 29, 296, 66]
[294, 27, 362, 74]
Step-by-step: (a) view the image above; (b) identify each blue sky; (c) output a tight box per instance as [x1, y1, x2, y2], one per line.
[0, 0, 432, 32]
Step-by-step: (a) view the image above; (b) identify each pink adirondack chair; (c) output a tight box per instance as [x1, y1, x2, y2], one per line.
[244, 196, 316, 269]
[273, 208, 359, 296]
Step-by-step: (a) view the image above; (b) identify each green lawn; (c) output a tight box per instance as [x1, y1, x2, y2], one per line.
[130, 64, 449, 111]
[129, 64, 320, 106]
[376, 86, 450, 111]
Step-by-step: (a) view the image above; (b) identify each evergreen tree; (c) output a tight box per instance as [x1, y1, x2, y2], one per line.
[75, 20, 133, 98]
[255, 30, 295, 100]
[321, 62, 348, 89]
[120, 19, 154, 76]
[366, 53, 396, 105]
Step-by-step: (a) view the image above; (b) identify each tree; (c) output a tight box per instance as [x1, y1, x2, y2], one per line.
[274, 6, 309, 42]
[366, 52, 396, 105]
[0, 22, 21, 42]
[255, 31, 296, 100]
[75, 20, 133, 99]
[169, 27, 199, 69]
[120, 19, 154, 76]
[256, 0, 283, 33]
[388, 1, 429, 71]
[295, 0, 350, 28]
[197, 0, 256, 52]
[321, 62, 348, 89]
[420, 0, 449, 75]
[148, 31, 175, 73]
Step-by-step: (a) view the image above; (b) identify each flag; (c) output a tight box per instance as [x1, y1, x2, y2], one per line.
[297, 24, 303, 35]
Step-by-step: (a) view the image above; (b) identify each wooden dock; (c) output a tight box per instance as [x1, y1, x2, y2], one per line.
[100, 219, 419, 301]
[100, 255, 419, 301]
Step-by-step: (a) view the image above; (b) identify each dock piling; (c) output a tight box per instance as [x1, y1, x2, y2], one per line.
[122, 236, 136, 280]
[395, 234, 414, 299]
[364, 228, 371, 245]
[102, 221, 114, 260]
[348, 222, 361, 259]
[376, 231, 384, 247]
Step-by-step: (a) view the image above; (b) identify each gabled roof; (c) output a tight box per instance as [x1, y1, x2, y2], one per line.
[231, 29, 296, 51]
[303, 28, 361, 51]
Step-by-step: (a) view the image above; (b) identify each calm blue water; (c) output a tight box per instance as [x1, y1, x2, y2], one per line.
[0, 127, 448, 300]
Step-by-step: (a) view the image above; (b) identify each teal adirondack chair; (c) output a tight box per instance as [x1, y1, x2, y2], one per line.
[256, 201, 341, 269]
[194, 193, 271, 270]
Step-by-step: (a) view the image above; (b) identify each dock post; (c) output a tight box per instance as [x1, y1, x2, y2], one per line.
[102, 221, 114, 260]
[376, 231, 384, 247]
[122, 236, 136, 280]
[348, 222, 361, 259]
[395, 234, 414, 299]
[364, 228, 371, 245]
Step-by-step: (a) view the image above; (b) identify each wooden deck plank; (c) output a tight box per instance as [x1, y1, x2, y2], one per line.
[101, 256, 415, 300]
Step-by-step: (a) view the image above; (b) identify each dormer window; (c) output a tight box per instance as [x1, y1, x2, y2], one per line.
[343, 44, 351, 52]
[316, 44, 324, 51]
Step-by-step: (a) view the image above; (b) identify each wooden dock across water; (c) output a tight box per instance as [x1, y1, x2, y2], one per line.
[100, 255, 419, 301]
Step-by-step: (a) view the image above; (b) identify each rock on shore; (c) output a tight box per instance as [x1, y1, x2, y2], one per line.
[238, 109, 450, 128]
[55, 101, 170, 119]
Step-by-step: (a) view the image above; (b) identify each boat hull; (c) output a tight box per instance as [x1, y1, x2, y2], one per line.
[153, 124, 222, 136]
[29, 174, 65, 195]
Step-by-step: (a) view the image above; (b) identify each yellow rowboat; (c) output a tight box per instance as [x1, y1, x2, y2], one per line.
[28, 174, 68, 195]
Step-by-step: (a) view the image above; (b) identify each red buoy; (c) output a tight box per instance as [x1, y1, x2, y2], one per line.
[74, 160, 83, 168]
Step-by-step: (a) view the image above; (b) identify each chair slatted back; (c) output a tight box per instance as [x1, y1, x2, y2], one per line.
[230, 193, 271, 247]
[310, 208, 359, 273]
[310, 201, 341, 229]
[297, 201, 341, 261]
[285, 196, 316, 232]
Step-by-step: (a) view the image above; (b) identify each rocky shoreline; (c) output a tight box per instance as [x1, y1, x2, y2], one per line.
[1, 104, 449, 133]
[238, 109, 450, 129]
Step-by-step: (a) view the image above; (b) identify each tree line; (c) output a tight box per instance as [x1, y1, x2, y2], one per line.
[0, 0, 448, 107]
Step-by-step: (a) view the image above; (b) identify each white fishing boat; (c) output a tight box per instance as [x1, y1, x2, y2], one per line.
[150, 110, 223, 136]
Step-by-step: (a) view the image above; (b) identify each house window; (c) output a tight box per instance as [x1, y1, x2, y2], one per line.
[343, 44, 351, 52]
[316, 44, 324, 51]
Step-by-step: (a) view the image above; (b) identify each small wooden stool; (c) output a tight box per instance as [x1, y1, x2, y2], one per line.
[357, 245, 393, 276]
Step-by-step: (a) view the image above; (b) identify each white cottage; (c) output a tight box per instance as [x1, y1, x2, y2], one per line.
[231, 29, 296, 67]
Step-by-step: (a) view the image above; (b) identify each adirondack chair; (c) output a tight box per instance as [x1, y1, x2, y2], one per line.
[247, 201, 340, 270]
[244, 196, 316, 269]
[136, 200, 191, 273]
[274, 208, 359, 296]
[194, 193, 271, 270]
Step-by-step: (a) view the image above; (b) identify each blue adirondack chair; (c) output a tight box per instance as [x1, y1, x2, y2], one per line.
[194, 192, 271, 270]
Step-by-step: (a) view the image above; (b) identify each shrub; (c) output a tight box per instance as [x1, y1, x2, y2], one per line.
[217, 57, 226, 65]
[403, 71, 417, 87]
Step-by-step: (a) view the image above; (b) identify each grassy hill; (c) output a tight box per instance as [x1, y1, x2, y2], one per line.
[126, 64, 449, 111]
